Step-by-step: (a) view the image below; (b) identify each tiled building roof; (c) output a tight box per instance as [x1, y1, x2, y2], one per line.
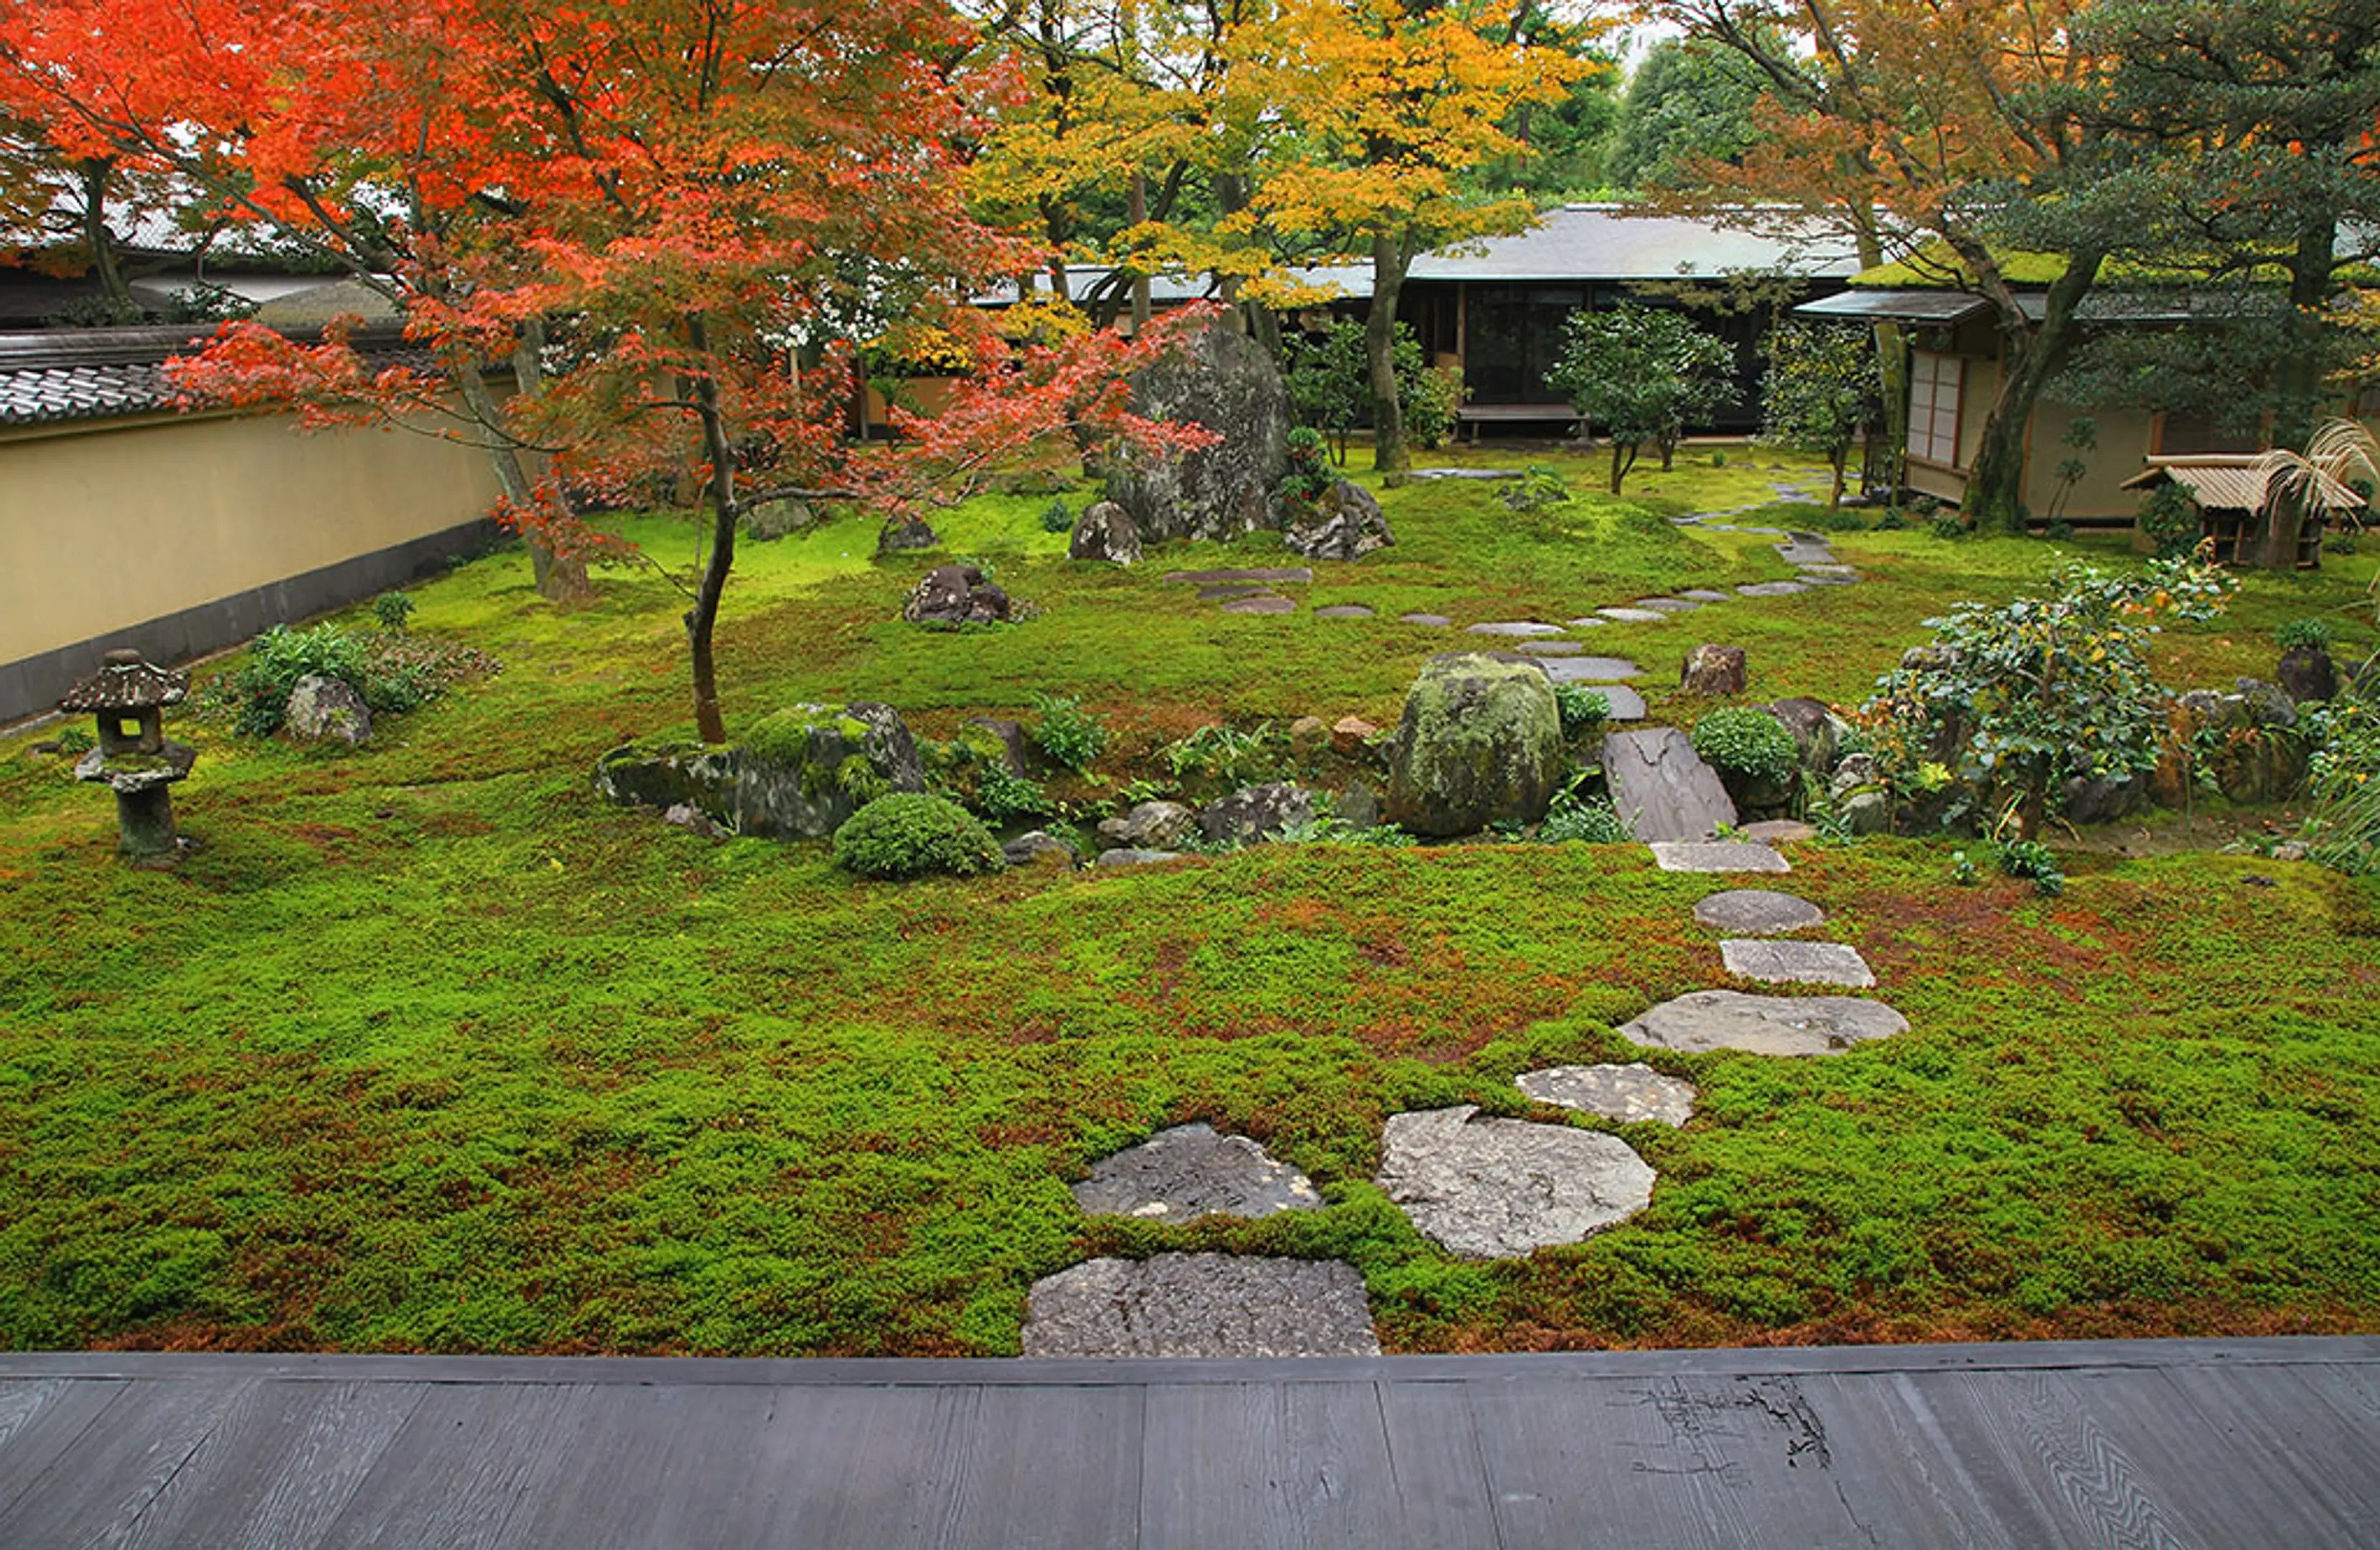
[0, 323, 423, 429]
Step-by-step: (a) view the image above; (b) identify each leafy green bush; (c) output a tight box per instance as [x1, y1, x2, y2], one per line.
[2135, 482, 2201, 560]
[971, 762, 1054, 823]
[1029, 692, 1107, 771]
[373, 592, 415, 631]
[1039, 499, 1073, 535]
[2304, 692, 2380, 874]
[1929, 511, 1968, 541]
[1692, 708, 1799, 784]
[1499, 465, 1572, 513]
[217, 624, 372, 736]
[1554, 683, 1611, 737]
[1537, 792, 1627, 844]
[1164, 721, 1279, 786]
[1403, 362, 1463, 451]
[2277, 617, 2336, 652]
[1994, 840, 2066, 897]
[1280, 428, 1335, 507]
[1875, 507, 1908, 531]
[833, 793, 1006, 879]
[2044, 520, 2075, 542]
[54, 725, 94, 756]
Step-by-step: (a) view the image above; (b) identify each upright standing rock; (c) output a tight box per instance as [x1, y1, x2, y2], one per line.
[1385, 653, 1565, 836]
[1679, 644, 1748, 696]
[1102, 324, 1290, 542]
[1284, 481, 1395, 560]
[1067, 501, 1143, 565]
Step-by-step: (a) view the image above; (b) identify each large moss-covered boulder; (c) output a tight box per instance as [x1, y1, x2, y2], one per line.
[1102, 324, 1289, 542]
[737, 702, 926, 839]
[594, 741, 740, 826]
[1385, 654, 1565, 836]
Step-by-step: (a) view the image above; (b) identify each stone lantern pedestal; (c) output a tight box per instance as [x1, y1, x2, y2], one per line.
[57, 649, 197, 858]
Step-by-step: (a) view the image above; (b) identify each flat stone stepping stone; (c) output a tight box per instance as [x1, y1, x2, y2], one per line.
[1313, 604, 1376, 619]
[1603, 727, 1736, 842]
[1543, 656, 1641, 680]
[1631, 597, 1702, 612]
[1021, 1254, 1380, 1358]
[1738, 819, 1817, 845]
[1197, 583, 1265, 601]
[1649, 840, 1789, 873]
[1564, 616, 1611, 629]
[1801, 573, 1859, 587]
[1517, 1064, 1697, 1127]
[1722, 939, 1876, 988]
[1407, 467, 1522, 481]
[1467, 620, 1568, 637]
[1221, 594, 1295, 615]
[1618, 990, 1906, 1056]
[1597, 607, 1670, 624]
[1071, 1123, 1323, 1223]
[1163, 566, 1313, 586]
[1736, 581, 1809, 598]
[1774, 540, 1836, 567]
[1737, 526, 1787, 536]
[1799, 563, 1858, 577]
[1400, 612, 1453, 626]
[1693, 889, 1826, 934]
[1097, 847, 1182, 867]
[1377, 1106, 1656, 1259]
[1679, 588, 1731, 602]
[1515, 639, 1586, 656]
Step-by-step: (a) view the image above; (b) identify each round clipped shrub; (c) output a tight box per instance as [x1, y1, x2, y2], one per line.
[1691, 708, 1799, 784]
[833, 793, 1006, 880]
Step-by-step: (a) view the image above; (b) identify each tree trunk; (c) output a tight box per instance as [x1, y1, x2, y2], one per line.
[75, 160, 134, 315]
[1854, 219, 1908, 500]
[453, 353, 591, 602]
[1827, 448, 1847, 509]
[1128, 173, 1151, 331]
[681, 318, 741, 746]
[1368, 230, 1412, 481]
[1608, 441, 1637, 494]
[1962, 248, 2105, 534]
[2256, 218, 2339, 570]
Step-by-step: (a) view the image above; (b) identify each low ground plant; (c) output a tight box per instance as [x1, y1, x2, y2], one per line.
[1692, 708, 1799, 786]
[1029, 693, 1108, 771]
[833, 792, 1006, 878]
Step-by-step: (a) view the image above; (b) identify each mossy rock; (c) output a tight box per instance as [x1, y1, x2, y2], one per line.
[736, 702, 926, 840]
[1384, 654, 1565, 837]
[593, 741, 739, 825]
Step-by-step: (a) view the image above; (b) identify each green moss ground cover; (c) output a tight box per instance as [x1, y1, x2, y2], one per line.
[2, 445, 2376, 1355]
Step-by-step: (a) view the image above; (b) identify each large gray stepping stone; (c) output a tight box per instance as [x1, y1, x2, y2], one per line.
[1400, 612, 1452, 626]
[1517, 1064, 1697, 1127]
[1722, 939, 1876, 988]
[1618, 990, 1906, 1056]
[1799, 563, 1858, 578]
[1313, 604, 1376, 619]
[1631, 597, 1701, 613]
[1515, 639, 1586, 656]
[1649, 841, 1789, 873]
[1021, 1254, 1379, 1358]
[1466, 620, 1567, 637]
[1071, 1124, 1321, 1223]
[1563, 682, 1646, 720]
[1603, 727, 1736, 842]
[1377, 1106, 1655, 1259]
[1693, 890, 1826, 934]
[1407, 467, 1522, 481]
[1679, 588, 1731, 603]
[1198, 583, 1265, 601]
[1802, 573, 1859, 587]
[1165, 566, 1313, 585]
[1736, 580, 1809, 598]
[1222, 594, 1295, 615]
[1564, 616, 1611, 629]
[1738, 819, 1817, 845]
[1597, 607, 1670, 624]
[1542, 656, 1641, 681]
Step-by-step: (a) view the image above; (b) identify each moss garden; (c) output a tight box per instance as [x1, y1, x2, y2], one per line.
[4, 444, 2378, 1357]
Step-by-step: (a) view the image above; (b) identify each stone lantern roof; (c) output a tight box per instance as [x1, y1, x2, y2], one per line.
[57, 649, 189, 713]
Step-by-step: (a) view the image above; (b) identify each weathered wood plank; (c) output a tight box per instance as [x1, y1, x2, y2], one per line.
[0, 1380, 128, 1518]
[935, 1383, 1143, 1550]
[1138, 1381, 1400, 1550]
[319, 1381, 601, 1549]
[2153, 1363, 2380, 1539]
[1373, 1380, 1499, 1546]
[135, 1379, 427, 1550]
[0, 1376, 257, 1548]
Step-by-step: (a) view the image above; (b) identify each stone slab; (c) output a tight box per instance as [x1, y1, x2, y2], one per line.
[1736, 581, 1809, 598]
[1376, 1106, 1657, 1259]
[1097, 847, 1183, 867]
[1466, 621, 1568, 637]
[1648, 841, 1790, 873]
[1597, 607, 1671, 624]
[1799, 563, 1858, 577]
[1021, 1254, 1380, 1358]
[1722, 939, 1877, 988]
[1774, 542, 1837, 567]
[1801, 574, 1859, 586]
[1549, 680, 1646, 720]
[1563, 616, 1611, 629]
[1197, 584, 1265, 601]
[1618, 990, 1905, 1056]
[1221, 595, 1296, 615]
[1514, 639, 1587, 656]
[1679, 588, 1732, 602]
[1163, 567, 1313, 586]
[1516, 1064, 1697, 1127]
[1603, 728, 1736, 842]
[1399, 612, 1453, 626]
[1631, 597, 1702, 612]
[1313, 604, 1376, 619]
[1692, 889, 1827, 934]
[1071, 1124, 1323, 1223]
[1738, 819, 1818, 845]
[1540, 656, 1641, 681]
[1406, 467, 1522, 480]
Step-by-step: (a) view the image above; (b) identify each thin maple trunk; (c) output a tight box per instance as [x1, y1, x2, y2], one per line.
[1128, 173, 1151, 330]
[682, 316, 740, 746]
[1368, 230, 1411, 480]
[1855, 219, 1907, 501]
[76, 160, 134, 314]
[1963, 248, 2104, 535]
[452, 356, 591, 602]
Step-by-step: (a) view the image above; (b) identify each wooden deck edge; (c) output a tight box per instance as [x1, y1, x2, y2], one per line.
[3, 1334, 2373, 1389]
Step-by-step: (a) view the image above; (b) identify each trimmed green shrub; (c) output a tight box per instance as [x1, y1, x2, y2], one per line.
[1039, 499, 1073, 535]
[1692, 708, 1799, 784]
[2277, 617, 2336, 652]
[1554, 683, 1611, 738]
[373, 592, 415, 631]
[2135, 482, 2200, 560]
[1029, 692, 1108, 771]
[833, 793, 1006, 880]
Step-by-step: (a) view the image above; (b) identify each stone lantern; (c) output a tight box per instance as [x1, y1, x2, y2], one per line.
[58, 649, 197, 858]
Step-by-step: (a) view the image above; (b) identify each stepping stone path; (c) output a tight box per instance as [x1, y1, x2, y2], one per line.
[1517, 1064, 1697, 1127]
[1515, 639, 1586, 656]
[1221, 594, 1296, 616]
[1070, 1124, 1322, 1224]
[1631, 597, 1701, 613]
[1313, 604, 1375, 619]
[1693, 889, 1826, 934]
[1737, 580, 1809, 598]
[1649, 841, 1790, 873]
[1604, 728, 1736, 842]
[1163, 566, 1313, 586]
[1721, 939, 1878, 988]
[1467, 620, 1567, 637]
[1739, 819, 1818, 845]
[1546, 656, 1641, 682]
[1774, 537, 1837, 568]
[1021, 1254, 1380, 1358]
[1618, 990, 1906, 1056]
[1679, 588, 1730, 602]
[1597, 606, 1670, 624]
[1400, 612, 1452, 626]
[1377, 1106, 1656, 1259]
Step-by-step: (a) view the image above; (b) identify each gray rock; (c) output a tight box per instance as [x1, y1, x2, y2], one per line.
[1021, 1254, 1379, 1358]
[1163, 566, 1313, 586]
[1516, 1064, 1697, 1127]
[1679, 589, 1731, 603]
[1736, 581, 1809, 598]
[1801, 573, 1859, 587]
[1313, 604, 1377, 619]
[1551, 681, 1646, 720]
[1720, 939, 1877, 988]
[1679, 644, 1748, 696]
[1839, 791, 1890, 835]
[1104, 324, 1290, 542]
[1603, 728, 1736, 842]
[1565, 616, 1611, 629]
[902, 563, 1011, 626]
[1647, 841, 1789, 873]
[1618, 990, 1906, 1056]
[1515, 639, 1586, 656]
[962, 716, 1028, 774]
[1067, 500, 1142, 565]
[1738, 819, 1817, 845]
[594, 742, 739, 825]
[1385, 654, 1566, 836]
[1222, 594, 1296, 616]
[1099, 800, 1196, 850]
[876, 517, 940, 555]
[1692, 889, 1826, 934]
[1335, 781, 1380, 830]
[2278, 646, 2337, 705]
[660, 803, 725, 840]
[737, 701, 927, 840]
[1003, 830, 1079, 870]
[1285, 480, 1395, 561]
[1405, 467, 1522, 481]
[1829, 753, 1884, 801]
[1199, 782, 1315, 845]
[1199, 584, 1265, 601]
[283, 674, 370, 746]
[1774, 540, 1835, 566]
[1377, 1106, 1657, 1259]
[1466, 620, 1567, 637]
[1400, 612, 1453, 627]
[1096, 847, 1184, 868]
[1767, 698, 1838, 772]
[1070, 1124, 1323, 1223]
[1598, 607, 1671, 624]
[2235, 678, 2300, 730]
[1632, 597, 1702, 612]
[741, 497, 817, 540]
[1538, 656, 1641, 682]
[2063, 774, 2145, 826]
